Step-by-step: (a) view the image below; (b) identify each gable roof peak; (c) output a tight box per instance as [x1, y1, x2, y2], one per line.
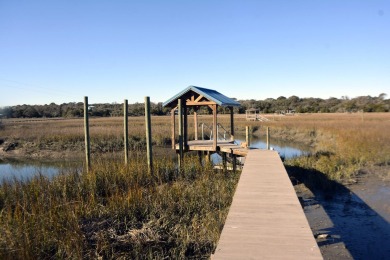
[163, 85, 240, 108]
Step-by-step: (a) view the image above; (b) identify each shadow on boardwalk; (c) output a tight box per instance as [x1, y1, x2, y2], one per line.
[286, 166, 390, 260]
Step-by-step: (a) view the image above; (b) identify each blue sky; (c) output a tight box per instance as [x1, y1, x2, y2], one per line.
[0, 0, 389, 106]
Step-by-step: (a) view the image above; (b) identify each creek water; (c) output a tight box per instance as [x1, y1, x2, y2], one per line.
[211, 134, 311, 164]
[235, 134, 310, 159]
[0, 161, 80, 183]
[1, 136, 310, 182]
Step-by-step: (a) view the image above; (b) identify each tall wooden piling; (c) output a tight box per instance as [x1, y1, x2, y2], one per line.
[124, 99, 129, 165]
[246, 126, 250, 148]
[231, 152, 237, 172]
[222, 152, 227, 170]
[145, 96, 153, 173]
[212, 104, 218, 151]
[84, 96, 91, 171]
[230, 106, 235, 141]
[171, 108, 176, 149]
[178, 99, 184, 168]
[266, 126, 270, 150]
[183, 102, 188, 149]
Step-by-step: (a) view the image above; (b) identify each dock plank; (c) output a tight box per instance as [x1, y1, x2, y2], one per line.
[175, 140, 249, 156]
[213, 150, 322, 259]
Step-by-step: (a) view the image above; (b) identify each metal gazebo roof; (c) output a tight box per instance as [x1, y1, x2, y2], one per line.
[162, 85, 241, 108]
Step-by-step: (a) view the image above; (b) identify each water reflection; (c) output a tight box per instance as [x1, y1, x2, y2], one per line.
[0, 160, 80, 183]
[211, 135, 311, 165]
[235, 134, 311, 159]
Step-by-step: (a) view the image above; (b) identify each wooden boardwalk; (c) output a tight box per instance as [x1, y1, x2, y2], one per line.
[213, 150, 322, 259]
[176, 140, 249, 156]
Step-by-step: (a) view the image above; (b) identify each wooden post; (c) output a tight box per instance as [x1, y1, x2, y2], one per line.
[171, 108, 176, 149]
[178, 99, 184, 168]
[198, 150, 202, 165]
[201, 123, 204, 140]
[194, 110, 198, 140]
[124, 99, 129, 165]
[183, 102, 188, 149]
[230, 106, 234, 141]
[222, 152, 227, 171]
[246, 126, 250, 148]
[212, 104, 217, 151]
[145, 96, 153, 173]
[205, 151, 211, 163]
[231, 149, 237, 173]
[232, 155, 237, 172]
[84, 96, 91, 171]
[266, 126, 270, 150]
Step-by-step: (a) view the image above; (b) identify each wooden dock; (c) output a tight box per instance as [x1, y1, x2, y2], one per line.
[213, 150, 322, 259]
[176, 140, 249, 157]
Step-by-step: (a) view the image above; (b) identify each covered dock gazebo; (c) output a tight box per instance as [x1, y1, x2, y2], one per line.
[163, 86, 244, 163]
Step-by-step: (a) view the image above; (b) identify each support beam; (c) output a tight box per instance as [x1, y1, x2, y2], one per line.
[186, 101, 216, 106]
[194, 95, 204, 102]
[230, 106, 234, 141]
[198, 151, 203, 165]
[232, 153, 237, 172]
[178, 99, 184, 168]
[183, 102, 188, 149]
[171, 108, 176, 149]
[266, 126, 270, 150]
[84, 96, 91, 172]
[246, 126, 250, 148]
[205, 151, 211, 163]
[222, 152, 227, 171]
[124, 99, 129, 165]
[145, 96, 153, 174]
[212, 104, 218, 151]
[194, 110, 198, 140]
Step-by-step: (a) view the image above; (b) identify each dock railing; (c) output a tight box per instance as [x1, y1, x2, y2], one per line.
[217, 123, 231, 141]
[200, 123, 213, 140]
[200, 123, 232, 141]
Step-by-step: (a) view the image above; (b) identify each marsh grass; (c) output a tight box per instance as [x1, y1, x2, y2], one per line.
[1, 113, 390, 258]
[2, 113, 389, 180]
[0, 117, 172, 158]
[203, 113, 390, 181]
[272, 113, 390, 180]
[0, 155, 239, 259]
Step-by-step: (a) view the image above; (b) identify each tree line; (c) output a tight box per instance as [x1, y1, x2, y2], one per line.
[0, 94, 388, 119]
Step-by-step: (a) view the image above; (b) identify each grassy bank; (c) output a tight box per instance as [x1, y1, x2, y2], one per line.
[1, 113, 389, 181]
[205, 113, 389, 181]
[0, 154, 239, 258]
[259, 113, 390, 181]
[0, 117, 172, 159]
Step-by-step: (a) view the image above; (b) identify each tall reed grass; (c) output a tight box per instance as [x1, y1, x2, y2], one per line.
[0, 155, 240, 258]
[270, 113, 390, 180]
[2, 113, 389, 181]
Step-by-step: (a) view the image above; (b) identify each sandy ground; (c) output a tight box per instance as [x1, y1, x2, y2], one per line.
[295, 171, 390, 260]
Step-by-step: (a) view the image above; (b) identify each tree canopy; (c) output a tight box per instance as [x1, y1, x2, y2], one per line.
[0, 94, 388, 118]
